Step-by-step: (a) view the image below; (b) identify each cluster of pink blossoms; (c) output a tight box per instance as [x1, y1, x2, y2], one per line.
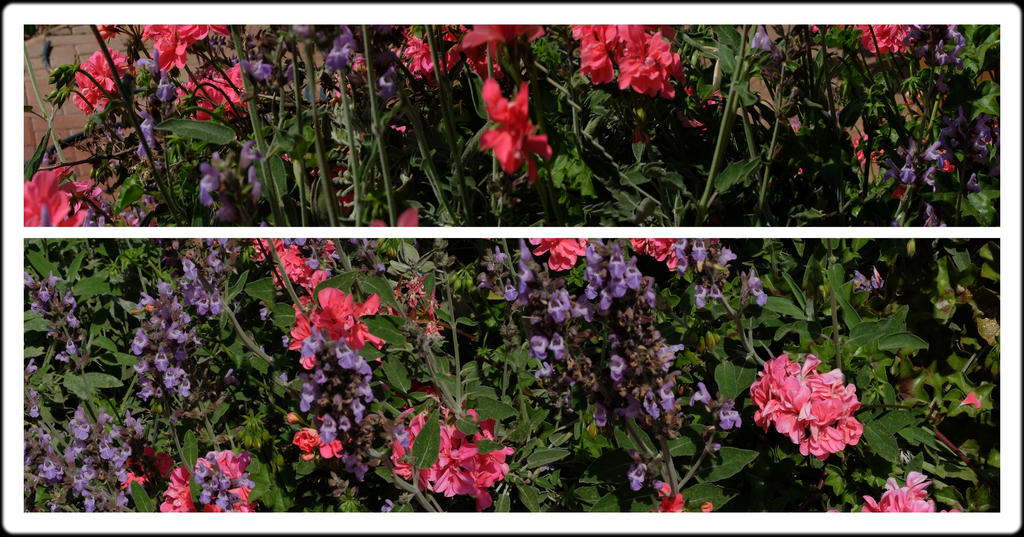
[180, 63, 246, 121]
[571, 25, 684, 98]
[392, 409, 514, 511]
[630, 238, 680, 270]
[862, 472, 960, 512]
[528, 238, 589, 271]
[73, 49, 130, 114]
[289, 287, 386, 367]
[24, 168, 86, 227]
[142, 25, 230, 72]
[852, 25, 911, 55]
[750, 354, 863, 460]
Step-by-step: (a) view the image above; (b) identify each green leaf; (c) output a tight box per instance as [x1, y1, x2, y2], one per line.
[826, 264, 861, 331]
[91, 336, 117, 353]
[714, 361, 757, 400]
[25, 133, 48, 181]
[473, 396, 515, 421]
[712, 25, 741, 50]
[861, 421, 899, 462]
[682, 483, 734, 510]
[244, 278, 277, 305]
[411, 411, 441, 469]
[517, 482, 541, 512]
[781, 271, 807, 313]
[111, 180, 143, 216]
[591, 493, 620, 512]
[270, 303, 295, 329]
[381, 355, 411, 393]
[26, 250, 57, 280]
[24, 311, 50, 333]
[713, 159, 760, 193]
[269, 155, 287, 201]
[72, 274, 111, 300]
[701, 447, 758, 482]
[526, 448, 570, 468]
[183, 430, 198, 470]
[877, 332, 929, 352]
[763, 296, 805, 319]
[362, 315, 407, 346]
[63, 372, 123, 400]
[227, 270, 249, 303]
[359, 276, 402, 312]
[313, 271, 357, 297]
[456, 417, 478, 436]
[155, 118, 235, 145]
[130, 481, 153, 512]
[476, 438, 505, 455]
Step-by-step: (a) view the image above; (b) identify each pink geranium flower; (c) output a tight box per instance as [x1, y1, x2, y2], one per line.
[460, 25, 544, 57]
[180, 63, 246, 121]
[614, 27, 685, 98]
[529, 238, 589, 271]
[160, 465, 196, 512]
[862, 472, 959, 512]
[572, 25, 620, 84]
[480, 79, 552, 182]
[392, 408, 514, 511]
[24, 169, 86, 227]
[853, 25, 911, 55]
[289, 288, 386, 356]
[750, 353, 863, 460]
[142, 25, 231, 71]
[630, 238, 679, 271]
[73, 49, 130, 114]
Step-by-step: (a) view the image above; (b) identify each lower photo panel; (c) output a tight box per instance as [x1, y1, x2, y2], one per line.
[23, 238, 999, 513]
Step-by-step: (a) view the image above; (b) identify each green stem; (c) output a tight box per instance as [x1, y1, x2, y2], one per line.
[231, 26, 289, 227]
[301, 41, 341, 227]
[24, 43, 65, 163]
[361, 26, 399, 227]
[696, 25, 751, 225]
[335, 71, 362, 225]
[426, 25, 472, 224]
[825, 240, 843, 373]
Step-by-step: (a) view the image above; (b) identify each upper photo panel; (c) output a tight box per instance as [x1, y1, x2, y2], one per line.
[24, 24, 1000, 227]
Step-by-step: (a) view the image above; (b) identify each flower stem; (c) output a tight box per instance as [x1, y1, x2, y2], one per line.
[301, 41, 341, 227]
[361, 26, 399, 227]
[230, 26, 288, 226]
[426, 25, 472, 224]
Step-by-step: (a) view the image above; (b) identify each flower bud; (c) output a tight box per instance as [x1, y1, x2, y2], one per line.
[286, 412, 302, 425]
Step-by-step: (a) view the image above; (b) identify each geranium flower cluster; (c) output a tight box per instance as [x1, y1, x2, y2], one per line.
[402, 25, 493, 84]
[142, 25, 231, 72]
[571, 25, 684, 98]
[161, 450, 256, 512]
[130, 280, 200, 400]
[853, 25, 911, 55]
[862, 471, 960, 512]
[251, 238, 340, 296]
[24, 407, 147, 512]
[749, 354, 863, 460]
[499, 240, 687, 445]
[480, 78, 552, 181]
[24, 168, 87, 227]
[179, 63, 246, 121]
[198, 141, 264, 223]
[73, 49, 130, 114]
[24, 270, 85, 368]
[391, 409, 514, 510]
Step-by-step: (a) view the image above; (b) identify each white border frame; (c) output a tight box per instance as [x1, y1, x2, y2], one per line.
[4, 2, 1021, 534]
